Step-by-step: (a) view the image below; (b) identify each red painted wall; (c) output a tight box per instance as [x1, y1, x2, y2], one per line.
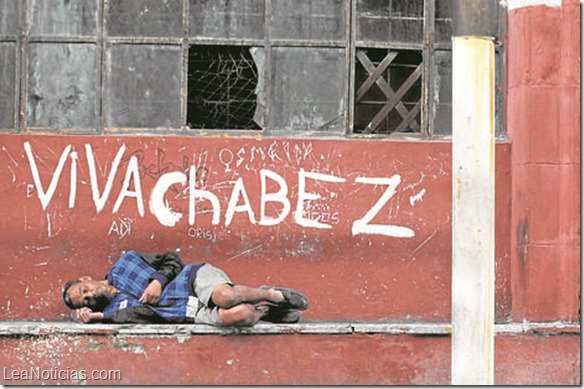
[0, 332, 578, 385]
[0, 0, 579, 385]
[507, 0, 580, 322]
[0, 134, 511, 322]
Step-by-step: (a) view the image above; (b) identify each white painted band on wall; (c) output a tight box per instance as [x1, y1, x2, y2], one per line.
[506, 0, 562, 11]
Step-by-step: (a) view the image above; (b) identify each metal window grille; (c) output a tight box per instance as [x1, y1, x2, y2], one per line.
[353, 49, 422, 134]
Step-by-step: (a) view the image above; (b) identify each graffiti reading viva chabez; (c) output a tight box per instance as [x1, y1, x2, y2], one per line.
[23, 141, 416, 238]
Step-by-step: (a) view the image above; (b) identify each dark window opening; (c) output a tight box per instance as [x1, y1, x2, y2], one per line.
[187, 45, 261, 130]
[354, 49, 422, 135]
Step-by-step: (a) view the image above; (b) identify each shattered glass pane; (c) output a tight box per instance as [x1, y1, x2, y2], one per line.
[187, 45, 261, 130]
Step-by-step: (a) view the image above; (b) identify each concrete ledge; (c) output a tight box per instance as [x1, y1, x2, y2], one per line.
[495, 321, 581, 335]
[0, 320, 451, 336]
[0, 320, 578, 337]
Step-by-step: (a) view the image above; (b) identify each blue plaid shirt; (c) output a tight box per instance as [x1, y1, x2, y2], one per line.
[103, 250, 204, 322]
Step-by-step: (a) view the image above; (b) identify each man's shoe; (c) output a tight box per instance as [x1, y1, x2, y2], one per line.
[261, 307, 301, 323]
[261, 285, 309, 310]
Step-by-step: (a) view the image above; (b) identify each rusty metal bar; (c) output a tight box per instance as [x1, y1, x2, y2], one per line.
[346, 0, 357, 135]
[422, 0, 435, 136]
[179, 0, 189, 132]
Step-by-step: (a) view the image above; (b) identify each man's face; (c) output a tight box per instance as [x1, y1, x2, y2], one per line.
[66, 277, 111, 311]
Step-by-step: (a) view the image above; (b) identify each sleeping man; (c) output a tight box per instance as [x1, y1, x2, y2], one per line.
[62, 250, 309, 327]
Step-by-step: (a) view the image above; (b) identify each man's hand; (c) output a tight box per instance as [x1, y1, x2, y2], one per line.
[76, 307, 104, 323]
[139, 279, 162, 305]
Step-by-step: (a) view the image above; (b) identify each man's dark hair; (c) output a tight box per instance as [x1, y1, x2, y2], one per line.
[62, 279, 80, 309]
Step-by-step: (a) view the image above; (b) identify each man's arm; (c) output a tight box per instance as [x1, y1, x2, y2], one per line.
[74, 308, 104, 323]
[104, 306, 169, 324]
[74, 306, 168, 324]
[136, 251, 185, 305]
[139, 279, 162, 304]
[136, 251, 184, 287]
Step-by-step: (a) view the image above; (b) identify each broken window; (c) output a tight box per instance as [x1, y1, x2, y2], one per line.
[4, 0, 503, 136]
[186, 44, 347, 133]
[186, 0, 445, 135]
[186, 44, 345, 133]
[187, 0, 348, 134]
[187, 46, 261, 130]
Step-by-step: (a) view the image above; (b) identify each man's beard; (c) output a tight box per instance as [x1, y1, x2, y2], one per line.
[87, 293, 111, 312]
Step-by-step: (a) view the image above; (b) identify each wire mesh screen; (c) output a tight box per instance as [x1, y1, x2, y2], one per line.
[187, 45, 261, 130]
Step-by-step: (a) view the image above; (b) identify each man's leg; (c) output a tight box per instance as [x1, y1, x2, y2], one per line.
[195, 264, 308, 310]
[212, 285, 305, 326]
[217, 303, 269, 327]
[211, 284, 285, 309]
[192, 264, 308, 327]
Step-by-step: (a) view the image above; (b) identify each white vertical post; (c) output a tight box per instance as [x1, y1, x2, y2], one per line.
[451, 36, 496, 384]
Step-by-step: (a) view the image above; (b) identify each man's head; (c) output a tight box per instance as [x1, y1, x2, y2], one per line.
[62, 276, 112, 312]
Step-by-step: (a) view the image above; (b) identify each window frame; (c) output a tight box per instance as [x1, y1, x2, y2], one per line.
[3, 0, 504, 138]
[0, 0, 23, 133]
